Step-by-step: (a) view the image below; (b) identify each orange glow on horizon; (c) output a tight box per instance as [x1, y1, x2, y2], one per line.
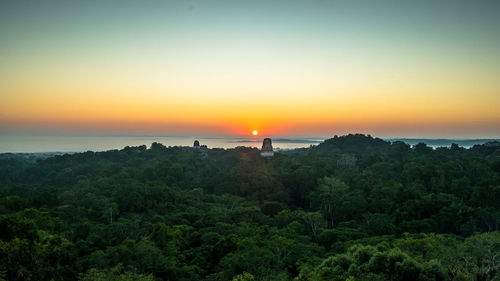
[1, 1, 500, 138]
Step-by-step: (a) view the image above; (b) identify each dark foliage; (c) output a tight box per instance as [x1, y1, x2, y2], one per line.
[0, 134, 499, 280]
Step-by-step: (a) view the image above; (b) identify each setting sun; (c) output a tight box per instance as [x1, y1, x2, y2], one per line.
[0, 1, 499, 280]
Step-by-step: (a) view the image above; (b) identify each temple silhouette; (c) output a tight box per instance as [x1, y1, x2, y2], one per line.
[260, 138, 274, 157]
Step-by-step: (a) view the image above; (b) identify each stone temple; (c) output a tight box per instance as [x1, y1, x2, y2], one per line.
[260, 138, 274, 157]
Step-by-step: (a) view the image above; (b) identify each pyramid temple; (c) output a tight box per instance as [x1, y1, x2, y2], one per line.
[260, 138, 274, 157]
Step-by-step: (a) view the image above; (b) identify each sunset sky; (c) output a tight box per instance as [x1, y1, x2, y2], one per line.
[1, 0, 499, 137]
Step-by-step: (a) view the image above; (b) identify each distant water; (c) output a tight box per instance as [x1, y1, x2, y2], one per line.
[0, 134, 324, 153]
[0, 133, 497, 153]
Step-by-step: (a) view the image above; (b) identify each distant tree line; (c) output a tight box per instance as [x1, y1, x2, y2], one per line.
[0, 134, 499, 280]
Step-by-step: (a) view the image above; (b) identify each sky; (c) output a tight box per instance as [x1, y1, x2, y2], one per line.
[1, 0, 499, 138]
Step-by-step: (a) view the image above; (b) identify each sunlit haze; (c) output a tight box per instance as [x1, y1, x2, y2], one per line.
[1, 1, 499, 138]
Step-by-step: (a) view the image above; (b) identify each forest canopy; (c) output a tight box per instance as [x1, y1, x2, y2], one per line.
[0, 134, 499, 281]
